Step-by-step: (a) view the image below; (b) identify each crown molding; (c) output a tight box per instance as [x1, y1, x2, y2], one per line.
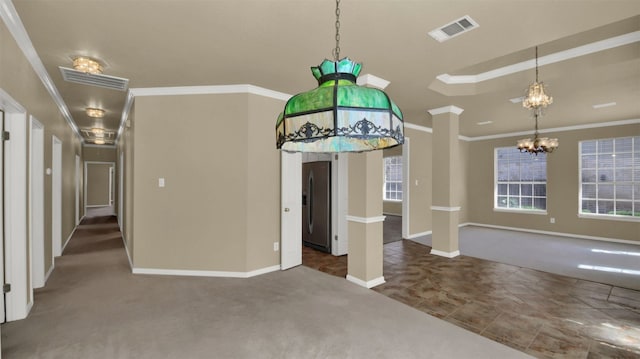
[129, 84, 291, 101]
[356, 74, 390, 90]
[0, 0, 81, 140]
[436, 31, 640, 85]
[428, 105, 464, 116]
[404, 122, 433, 133]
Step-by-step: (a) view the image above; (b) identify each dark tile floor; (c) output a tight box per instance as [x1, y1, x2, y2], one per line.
[302, 241, 640, 359]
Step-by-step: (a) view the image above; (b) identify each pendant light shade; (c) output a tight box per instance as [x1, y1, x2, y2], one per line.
[276, 58, 404, 152]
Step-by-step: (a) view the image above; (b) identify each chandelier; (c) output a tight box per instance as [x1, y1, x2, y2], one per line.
[517, 113, 558, 154]
[275, 0, 404, 152]
[517, 46, 557, 154]
[86, 107, 105, 118]
[73, 57, 103, 75]
[522, 46, 552, 116]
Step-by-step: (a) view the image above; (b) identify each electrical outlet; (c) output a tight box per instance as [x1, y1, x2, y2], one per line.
[273, 242, 279, 251]
[550, 217, 555, 224]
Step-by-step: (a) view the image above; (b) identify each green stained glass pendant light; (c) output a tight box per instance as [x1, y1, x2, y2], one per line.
[276, 0, 404, 153]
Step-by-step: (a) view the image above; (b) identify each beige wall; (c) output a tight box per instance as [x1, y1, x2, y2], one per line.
[130, 93, 283, 272]
[0, 21, 82, 281]
[118, 103, 135, 257]
[84, 146, 116, 162]
[467, 123, 640, 242]
[405, 129, 432, 236]
[86, 163, 112, 206]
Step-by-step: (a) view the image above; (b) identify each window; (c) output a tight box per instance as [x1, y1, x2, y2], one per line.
[495, 147, 547, 211]
[383, 156, 402, 201]
[580, 136, 639, 219]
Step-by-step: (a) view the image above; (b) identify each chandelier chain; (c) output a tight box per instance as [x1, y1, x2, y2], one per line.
[535, 46, 539, 82]
[333, 0, 341, 61]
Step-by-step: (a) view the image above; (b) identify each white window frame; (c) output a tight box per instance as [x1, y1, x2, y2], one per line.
[494, 147, 547, 214]
[578, 136, 639, 222]
[383, 156, 403, 202]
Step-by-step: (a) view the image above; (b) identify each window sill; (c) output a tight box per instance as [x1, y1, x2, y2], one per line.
[493, 208, 547, 215]
[578, 213, 640, 223]
[384, 199, 402, 203]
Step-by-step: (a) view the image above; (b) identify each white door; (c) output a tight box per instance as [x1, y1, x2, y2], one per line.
[52, 136, 62, 257]
[75, 155, 80, 225]
[280, 151, 302, 270]
[0, 109, 5, 322]
[29, 117, 45, 289]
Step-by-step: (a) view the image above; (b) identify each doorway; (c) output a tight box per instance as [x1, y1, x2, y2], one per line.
[29, 117, 45, 290]
[84, 161, 116, 217]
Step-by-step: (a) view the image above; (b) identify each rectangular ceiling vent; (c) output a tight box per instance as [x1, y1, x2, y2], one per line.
[59, 67, 129, 91]
[429, 16, 479, 43]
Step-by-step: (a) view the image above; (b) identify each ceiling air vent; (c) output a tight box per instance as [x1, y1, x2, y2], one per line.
[59, 67, 129, 91]
[429, 16, 479, 42]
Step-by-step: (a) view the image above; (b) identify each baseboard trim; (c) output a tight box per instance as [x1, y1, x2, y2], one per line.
[466, 222, 639, 246]
[44, 263, 54, 283]
[346, 215, 386, 224]
[131, 264, 281, 279]
[346, 275, 386, 288]
[61, 224, 78, 253]
[406, 230, 431, 239]
[430, 249, 460, 258]
[121, 233, 134, 270]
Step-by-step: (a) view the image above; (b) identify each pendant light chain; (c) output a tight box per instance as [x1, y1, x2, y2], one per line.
[535, 46, 539, 82]
[332, 0, 341, 61]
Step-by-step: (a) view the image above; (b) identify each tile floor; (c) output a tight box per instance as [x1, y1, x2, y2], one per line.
[302, 241, 640, 358]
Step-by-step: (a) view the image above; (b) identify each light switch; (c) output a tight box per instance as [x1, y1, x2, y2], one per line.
[158, 178, 165, 187]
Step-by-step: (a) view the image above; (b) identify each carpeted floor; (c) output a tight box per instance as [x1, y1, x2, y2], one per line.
[410, 226, 640, 291]
[1, 216, 531, 359]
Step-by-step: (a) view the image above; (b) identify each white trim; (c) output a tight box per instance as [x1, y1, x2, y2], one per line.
[356, 74, 390, 90]
[428, 105, 464, 116]
[467, 119, 640, 142]
[61, 225, 78, 253]
[129, 84, 292, 101]
[44, 263, 54, 283]
[578, 213, 640, 223]
[116, 90, 135, 143]
[404, 122, 432, 133]
[493, 208, 548, 215]
[82, 144, 116, 149]
[346, 275, 385, 288]
[121, 233, 133, 270]
[0, 0, 81, 139]
[346, 215, 386, 224]
[51, 135, 62, 257]
[430, 249, 461, 258]
[29, 116, 45, 291]
[406, 230, 432, 239]
[382, 211, 402, 216]
[431, 206, 461, 212]
[401, 137, 410, 240]
[132, 265, 281, 278]
[466, 222, 639, 246]
[436, 32, 640, 85]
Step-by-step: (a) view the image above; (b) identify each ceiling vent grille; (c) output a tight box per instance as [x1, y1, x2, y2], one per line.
[59, 67, 129, 91]
[429, 16, 479, 42]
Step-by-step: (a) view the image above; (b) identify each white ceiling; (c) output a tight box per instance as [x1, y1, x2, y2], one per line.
[6, 0, 640, 144]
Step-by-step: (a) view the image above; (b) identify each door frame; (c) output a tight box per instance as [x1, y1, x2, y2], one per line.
[84, 161, 116, 213]
[280, 152, 302, 270]
[1, 87, 30, 321]
[52, 135, 62, 257]
[75, 154, 81, 225]
[118, 152, 124, 230]
[29, 116, 45, 291]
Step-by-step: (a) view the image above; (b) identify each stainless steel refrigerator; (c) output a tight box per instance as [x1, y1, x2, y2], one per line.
[302, 161, 331, 253]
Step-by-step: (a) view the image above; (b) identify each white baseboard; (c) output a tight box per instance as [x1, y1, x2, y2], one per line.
[382, 212, 402, 217]
[131, 264, 281, 279]
[430, 249, 460, 258]
[44, 263, 54, 283]
[466, 222, 639, 246]
[406, 230, 431, 239]
[121, 233, 134, 270]
[61, 224, 78, 253]
[346, 275, 386, 288]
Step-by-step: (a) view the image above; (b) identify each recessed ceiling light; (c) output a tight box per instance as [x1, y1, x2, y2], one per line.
[592, 102, 616, 109]
[477, 121, 493, 125]
[509, 96, 524, 104]
[94, 139, 105, 145]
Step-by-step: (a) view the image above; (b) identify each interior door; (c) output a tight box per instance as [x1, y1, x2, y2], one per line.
[302, 161, 331, 253]
[0, 109, 6, 322]
[280, 152, 302, 270]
